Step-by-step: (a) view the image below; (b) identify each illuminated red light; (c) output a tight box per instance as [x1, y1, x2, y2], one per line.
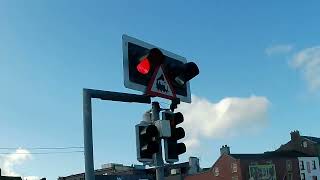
[137, 58, 150, 75]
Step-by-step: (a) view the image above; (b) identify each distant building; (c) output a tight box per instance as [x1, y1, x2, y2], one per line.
[185, 145, 319, 180]
[0, 169, 22, 180]
[163, 157, 201, 180]
[58, 157, 201, 180]
[277, 130, 320, 157]
[57, 163, 153, 180]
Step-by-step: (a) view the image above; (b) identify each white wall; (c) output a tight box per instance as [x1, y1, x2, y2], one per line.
[298, 157, 320, 180]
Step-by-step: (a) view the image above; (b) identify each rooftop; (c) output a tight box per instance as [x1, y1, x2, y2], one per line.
[230, 150, 313, 159]
[302, 136, 320, 144]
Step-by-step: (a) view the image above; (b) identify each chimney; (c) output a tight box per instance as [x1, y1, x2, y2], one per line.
[188, 157, 200, 174]
[220, 145, 230, 155]
[290, 130, 300, 142]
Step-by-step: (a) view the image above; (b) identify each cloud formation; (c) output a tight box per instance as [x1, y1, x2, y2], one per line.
[177, 95, 270, 150]
[0, 149, 31, 176]
[0, 149, 39, 180]
[291, 46, 320, 92]
[265, 44, 293, 56]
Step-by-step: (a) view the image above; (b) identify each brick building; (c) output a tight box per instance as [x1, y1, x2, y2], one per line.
[185, 145, 319, 180]
[277, 130, 320, 157]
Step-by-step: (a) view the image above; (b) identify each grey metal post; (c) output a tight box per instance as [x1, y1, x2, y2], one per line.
[151, 102, 164, 180]
[83, 88, 151, 180]
[83, 90, 95, 180]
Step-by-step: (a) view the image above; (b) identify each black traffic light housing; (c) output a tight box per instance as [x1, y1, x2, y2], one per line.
[165, 61, 199, 87]
[136, 123, 160, 162]
[123, 35, 200, 103]
[163, 111, 186, 163]
[127, 43, 198, 98]
[127, 43, 165, 87]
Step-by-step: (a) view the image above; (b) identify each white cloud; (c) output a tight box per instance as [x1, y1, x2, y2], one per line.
[291, 46, 320, 92]
[177, 95, 270, 151]
[0, 149, 32, 176]
[0, 148, 39, 179]
[265, 44, 293, 56]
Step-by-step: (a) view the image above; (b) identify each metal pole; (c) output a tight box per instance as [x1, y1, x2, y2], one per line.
[82, 88, 151, 180]
[83, 90, 95, 180]
[151, 102, 164, 180]
[87, 89, 151, 103]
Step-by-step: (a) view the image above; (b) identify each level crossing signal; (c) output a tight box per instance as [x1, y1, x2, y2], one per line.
[163, 111, 186, 163]
[136, 123, 160, 162]
[125, 35, 199, 165]
[123, 35, 199, 103]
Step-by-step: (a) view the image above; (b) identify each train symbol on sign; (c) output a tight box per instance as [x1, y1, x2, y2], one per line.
[146, 65, 176, 100]
[156, 75, 168, 93]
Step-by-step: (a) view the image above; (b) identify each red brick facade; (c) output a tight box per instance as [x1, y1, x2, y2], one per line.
[185, 154, 237, 180]
[210, 154, 241, 179]
[238, 156, 300, 179]
[185, 171, 214, 180]
[185, 145, 311, 180]
[185, 154, 302, 180]
[185, 131, 320, 180]
[185, 154, 243, 180]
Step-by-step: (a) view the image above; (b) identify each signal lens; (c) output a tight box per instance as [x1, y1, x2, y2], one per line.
[137, 58, 150, 75]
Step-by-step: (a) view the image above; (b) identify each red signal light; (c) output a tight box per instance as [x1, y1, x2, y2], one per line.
[136, 57, 150, 75]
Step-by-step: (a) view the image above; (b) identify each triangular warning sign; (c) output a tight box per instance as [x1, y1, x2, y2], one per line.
[146, 65, 176, 100]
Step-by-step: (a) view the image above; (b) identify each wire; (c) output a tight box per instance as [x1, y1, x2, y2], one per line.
[0, 147, 84, 155]
[0, 151, 84, 155]
[0, 146, 84, 150]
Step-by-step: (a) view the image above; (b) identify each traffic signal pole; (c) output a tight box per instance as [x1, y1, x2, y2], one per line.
[83, 90, 95, 180]
[151, 102, 165, 180]
[83, 88, 151, 180]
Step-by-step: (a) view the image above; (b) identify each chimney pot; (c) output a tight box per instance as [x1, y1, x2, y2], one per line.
[220, 145, 230, 155]
[290, 130, 300, 142]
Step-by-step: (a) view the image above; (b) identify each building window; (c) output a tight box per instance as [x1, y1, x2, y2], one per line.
[301, 173, 306, 180]
[307, 161, 312, 173]
[288, 173, 293, 180]
[232, 176, 238, 180]
[303, 141, 308, 148]
[287, 160, 292, 171]
[231, 163, 237, 173]
[312, 160, 316, 169]
[213, 167, 219, 176]
[312, 176, 318, 180]
[300, 161, 305, 170]
[171, 168, 180, 175]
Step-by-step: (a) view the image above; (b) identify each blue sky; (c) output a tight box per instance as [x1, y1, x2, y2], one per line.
[1, 1, 320, 179]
